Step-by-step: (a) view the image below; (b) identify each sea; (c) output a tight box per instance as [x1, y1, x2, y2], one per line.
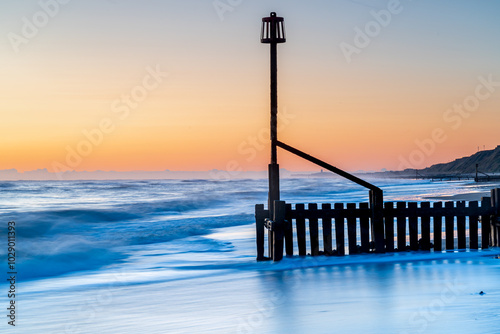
[1, 177, 499, 333]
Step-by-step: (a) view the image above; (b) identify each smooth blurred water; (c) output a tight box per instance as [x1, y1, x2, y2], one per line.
[0, 177, 493, 279]
[1, 177, 499, 333]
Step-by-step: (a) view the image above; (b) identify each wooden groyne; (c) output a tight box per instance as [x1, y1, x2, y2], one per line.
[255, 12, 500, 262]
[256, 189, 500, 261]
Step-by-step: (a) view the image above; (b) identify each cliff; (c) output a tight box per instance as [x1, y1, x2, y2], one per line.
[421, 146, 500, 174]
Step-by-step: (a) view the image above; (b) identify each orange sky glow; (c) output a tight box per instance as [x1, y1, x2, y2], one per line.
[1, 1, 499, 174]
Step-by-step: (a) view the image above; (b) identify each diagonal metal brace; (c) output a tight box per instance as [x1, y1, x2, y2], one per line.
[276, 140, 382, 192]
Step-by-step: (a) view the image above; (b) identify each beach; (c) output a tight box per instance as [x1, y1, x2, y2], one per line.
[3, 1, 500, 332]
[1, 178, 500, 333]
[16, 227, 500, 334]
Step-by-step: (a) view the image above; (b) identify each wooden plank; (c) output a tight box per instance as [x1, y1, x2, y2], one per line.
[445, 201, 455, 250]
[433, 202, 443, 251]
[420, 202, 431, 251]
[308, 203, 319, 256]
[272, 201, 286, 261]
[321, 203, 333, 255]
[481, 197, 491, 249]
[492, 189, 500, 247]
[255, 204, 266, 260]
[457, 201, 466, 249]
[496, 189, 500, 247]
[384, 202, 395, 252]
[334, 203, 345, 256]
[285, 203, 293, 256]
[347, 203, 357, 255]
[408, 202, 418, 251]
[268, 224, 274, 259]
[359, 202, 370, 253]
[370, 189, 385, 253]
[469, 201, 479, 250]
[296, 204, 306, 256]
[397, 202, 406, 251]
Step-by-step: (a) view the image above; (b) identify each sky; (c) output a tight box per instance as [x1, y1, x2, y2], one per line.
[1, 0, 500, 174]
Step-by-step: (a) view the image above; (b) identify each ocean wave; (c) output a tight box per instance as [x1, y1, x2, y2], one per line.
[1, 209, 254, 280]
[125, 213, 254, 245]
[16, 237, 125, 280]
[0, 178, 480, 283]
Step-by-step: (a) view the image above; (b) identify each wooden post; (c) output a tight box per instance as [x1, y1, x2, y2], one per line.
[268, 163, 280, 217]
[457, 201, 466, 249]
[272, 200, 286, 261]
[408, 202, 418, 251]
[285, 203, 293, 256]
[396, 202, 406, 251]
[268, 220, 274, 260]
[267, 14, 280, 218]
[360, 202, 370, 253]
[469, 201, 479, 250]
[445, 201, 455, 250]
[491, 189, 500, 247]
[370, 189, 385, 253]
[322, 203, 333, 255]
[255, 204, 267, 261]
[492, 190, 496, 247]
[384, 202, 395, 252]
[261, 13, 284, 230]
[296, 203, 306, 256]
[433, 202, 443, 251]
[347, 203, 357, 254]
[309, 203, 319, 256]
[335, 203, 345, 256]
[481, 197, 491, 249]
[496, 188, 500, 247]
[270, 20, 278, 166]
[420, 202, 431, 251]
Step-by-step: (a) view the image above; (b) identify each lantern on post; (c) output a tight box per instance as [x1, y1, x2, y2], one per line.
[260, 12, 286, 44]
[261, 12, 286, 216]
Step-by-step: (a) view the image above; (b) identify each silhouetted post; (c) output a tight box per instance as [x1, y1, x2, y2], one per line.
[491, 188, 500, 247]
[272, 200, 286, 261]
[370, 189, 385, 253]
[475, 163, 479, 182]
[261, 12, 286, 216]
[480, 197, 491, 249]
[255, 204, 266, 261]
